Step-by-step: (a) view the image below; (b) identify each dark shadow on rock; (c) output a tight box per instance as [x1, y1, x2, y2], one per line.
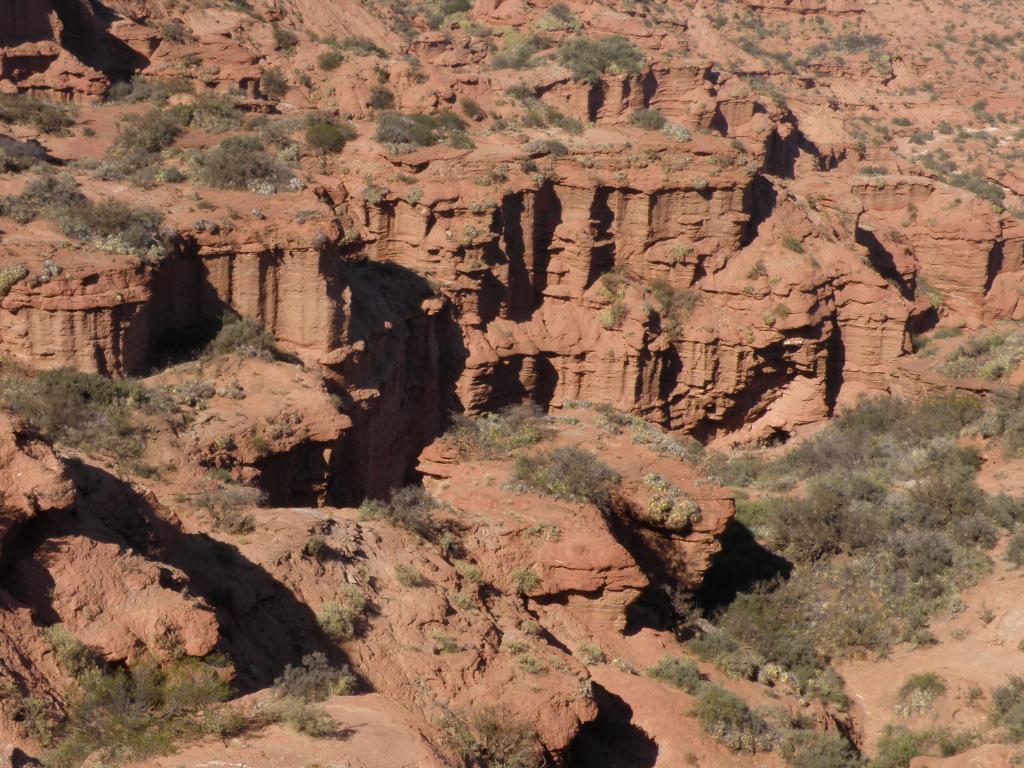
[7, 459, 348, 691]
[564, 684, 658, 768]
[694, 519, 792, 615]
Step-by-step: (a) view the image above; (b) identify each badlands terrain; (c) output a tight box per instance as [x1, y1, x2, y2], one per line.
[4, 0, 1024, 765]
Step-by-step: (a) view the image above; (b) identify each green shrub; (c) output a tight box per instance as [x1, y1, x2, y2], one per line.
[646, 655, 703, 694]
[446, 404, 546, 457]
[207, 313, 278, 358]
[395, 564, 427, 587]
[0, 367, 160, 459]
[303, 536, 328, 559]
[189, 92, 242, 132]
[41, 658, 230, 768]
[695, 685, 773, 753]
[260, 67, 289, 99]
[305, 121, 356, 153]
[0, 172, 167, 258]
[896, 672, 947, 715]
[444, 706, 542, 768]
[272, 24, 299, 51]
[359, 485, 439, 537]
[782, 235, 804, 253]
[558, 34, 644, 84]
[0, 93, 74, 134]
[649, 278, 699, 334]
[275, 698, 336, 736]
[106, 76, 194, 105]
[368, 85, 396, 110]
[511, 446, 618, 506]
[192, 136, 291, 191]
[317, 585, 368, 640]
[991, 676, 1024, 741]
[510, 567, 540, 595]
[45, 625, 97, 679]
[317, 51, 345, 71]
[461, 97, 486, 121]
[630, 108, 666, 130]
[781, 731, 860, 768]
[492, 33, 548, 70]
[1007, 531, 1024, 567]
[273, 652, 355, 701]
[334, 35, 386, 56]
[375, 110, 467, 148]
[0, 135, 46, 173]
[195, 483, 265, 533]
[0, 264, 28, 296]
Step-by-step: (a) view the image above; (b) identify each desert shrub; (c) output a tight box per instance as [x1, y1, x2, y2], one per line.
[106, 76, 194, 105]
[0, 367, 160, 459]
[630, 108, 666, 130]
[461, 97, 486, 121]
[374, 110, 468, 149]
[896, 672, 947, 716]
[871, 725, 975, 768]
[359, 485, 438, 537]
[1007, 531, 1024, 567]
[303, 536, 328, 559]
[0, 93, 74, 134]
[782, 235, 804, 253]
[695, 685, 773, 752]
[940, 330, 1024, 380]
[160, 19, 191, 43]
[192, 136, 291, 192]
[511, 446, 618, 506]
[305, 121, 356, 153]
[646, 655, 703, 694]
[317, 50, 345, 71]
[274, 698, 336, 736]
[558, 34, 644, 84]
[42, 658, 230, 768]
[99, 108, 184, 183]
[492, 33, 548, 70]
[188, 92, 242, 132]
[206, 313, 278, 358]
[45, 625, 97, 679]
[395, 564, 426, 587]
[334, 35, 385, 56]
[0, 172, 168, 258]
[524, 138, 568, 156]
[260, 66, 289, 99]
[445, 706, 543, 768]
[368, 85, 396, 110]
[649, 278, 699, 334]
[272, 24, 299, 51]
[510, 567, 540, 595]
[0, 135, 47, 172]
[273, 652, 355, 701]
[781, 731, 860, 768]
[446, 404, 546, 457]
[991, 676, 1024, 741]
[195, 483, 265, 533]
[454, 560, 483, 583]
[317, 585, 368, 640]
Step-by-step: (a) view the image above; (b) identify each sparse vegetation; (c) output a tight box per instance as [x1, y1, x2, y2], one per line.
[206, 313, 278, 358]
[695, 685, 773, 752]
[274, 652, 355, 701]
[0, 366, 165, 460]
[0, 93, 74, 134]
[647, 655, 703, 694]
[444, 706, 542, 768]
[317, 585, 368, 641]
[374, 110, 471, 151]
[558, 34, 644, 84]
[260, 66, 289, 100]
[511, 446, 618, 506]
[305, 121, 357, 154]
[358, 485, 439, 537]
[0, 172, 168, 259]
[447, 404, 546, 457]
[192, 136, 292, 192]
